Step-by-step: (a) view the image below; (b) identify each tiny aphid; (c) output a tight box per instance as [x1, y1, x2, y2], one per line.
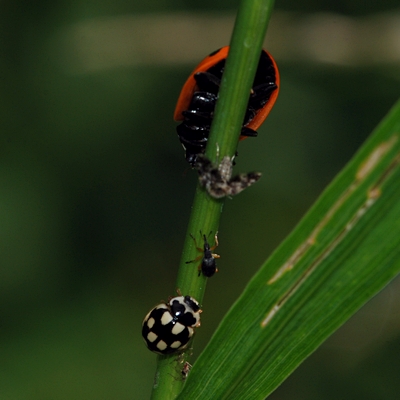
[181, 361, 192, 380]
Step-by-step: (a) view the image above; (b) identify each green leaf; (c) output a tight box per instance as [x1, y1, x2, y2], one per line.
[177, 100, 400, 399]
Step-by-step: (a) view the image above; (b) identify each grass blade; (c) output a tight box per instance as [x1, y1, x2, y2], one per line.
[178, 100, 400, 399]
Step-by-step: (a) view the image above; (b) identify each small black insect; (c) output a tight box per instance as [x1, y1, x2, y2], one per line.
[186, 231, 220, 277]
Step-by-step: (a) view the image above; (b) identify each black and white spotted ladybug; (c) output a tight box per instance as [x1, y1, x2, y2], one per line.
[195, 154, 261, 198]
[142, 295, 202, 355]
[186, 231, 220, 277]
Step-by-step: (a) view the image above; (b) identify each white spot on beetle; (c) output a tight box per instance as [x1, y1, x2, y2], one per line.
[171, 340, 182, 349]
[147, 317, 155, 329]
[147, 332, 157, 342]
[161, 311, 173, 325]
[172, 322, 185, 335]
[157, 340, 167, 351]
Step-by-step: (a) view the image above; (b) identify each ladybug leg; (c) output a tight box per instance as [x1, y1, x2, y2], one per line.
[194, 72, 221, 93]
[248, 83, 278, 110]
[189, 91, 217, 112]
[240, 126, 258, 137]
[169, 288, 183, 300]
[252, 82, 278, 97]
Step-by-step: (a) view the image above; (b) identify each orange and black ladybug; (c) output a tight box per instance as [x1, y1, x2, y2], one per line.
[174, 46, 280, 166]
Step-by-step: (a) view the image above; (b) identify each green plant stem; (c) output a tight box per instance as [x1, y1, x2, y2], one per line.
[207, 0, 276, 161]
[150, 0, 276, 399]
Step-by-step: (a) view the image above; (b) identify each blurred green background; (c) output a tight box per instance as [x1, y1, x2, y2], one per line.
[1, 1, 400, 399]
